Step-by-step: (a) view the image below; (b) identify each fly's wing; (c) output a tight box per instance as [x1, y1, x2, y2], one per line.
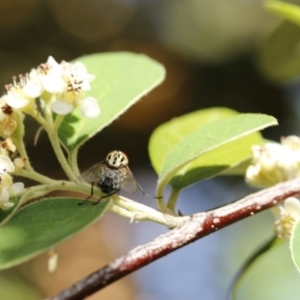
[120, 167, 138, 193]
[79, 162, 106, 183]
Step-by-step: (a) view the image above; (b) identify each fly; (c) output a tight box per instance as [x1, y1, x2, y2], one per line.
[79, 150, 158, 205]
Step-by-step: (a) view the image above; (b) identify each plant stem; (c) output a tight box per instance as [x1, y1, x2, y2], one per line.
[41, 100, 77, 181]
[17, 169, 56, 185]
[11, 123, 55, 185]
[167, 189, 180, 211]
[69, 147, 81, 178]
[113, 197, 185, 227]
[155, 183, 175, 214]
[58, 182, 186, 227]
[46, 177, 300, 300]
[4, 180, 186, 228]
[53, 114, 64, 132]
[47, 130, 77, 181]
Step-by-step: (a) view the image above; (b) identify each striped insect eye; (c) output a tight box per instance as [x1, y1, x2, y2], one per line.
[106, 150, 129, 168]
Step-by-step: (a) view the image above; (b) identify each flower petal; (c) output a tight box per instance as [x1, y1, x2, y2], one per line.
[0, 155, 14, 173]
[51, 101, 73, 115]
[284, 197, 300, 217]
[47, 56, 60, 68]
[0, 187, 9, 202]
[42, 74, 65, 94]
[23, 70, 43, 98]
[11, 182, 25, 194]
[2, 94, 29, 109]
[80, 97, 100, 118]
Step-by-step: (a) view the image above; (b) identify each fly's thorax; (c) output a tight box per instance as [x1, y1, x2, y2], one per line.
[103, 168, 124, 182]
[106, 150, 129, 168]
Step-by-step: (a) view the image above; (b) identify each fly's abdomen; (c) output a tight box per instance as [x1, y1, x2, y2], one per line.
[98, 176, 120, 194]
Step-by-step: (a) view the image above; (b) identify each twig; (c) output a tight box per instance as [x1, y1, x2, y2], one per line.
[47, 178, 300, 300]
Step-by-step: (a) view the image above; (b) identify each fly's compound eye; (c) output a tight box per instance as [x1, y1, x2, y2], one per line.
[106, 150, 129, 168]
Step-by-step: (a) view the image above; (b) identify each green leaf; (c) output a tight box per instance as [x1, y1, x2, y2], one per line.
[156, 113, 277, 194]
[170, 134, 261, 191]
[290, 217, 300, 273]
[149, 107, 239, 175]
[233, 241, 300, 300]
[265, 1, 300, 26]
[59, 52, 165, 152]
[0, 197, 110, 270]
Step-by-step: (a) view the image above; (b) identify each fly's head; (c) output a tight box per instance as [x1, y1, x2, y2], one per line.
[106, 150, 129, 168]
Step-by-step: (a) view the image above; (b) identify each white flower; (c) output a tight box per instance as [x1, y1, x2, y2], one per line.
[0, 56, 100, 124]
[246, 136, 300, 188]
[38, 56, 65, 94]
[0, 98, 17, 136]
[62, 61, 95, 92]
[0, 154, 24, 210]
[281, 135, 300, 151]
[273, 197, 300, 238]
[40, 57, 100, 117]
[2, 73, 34, 110]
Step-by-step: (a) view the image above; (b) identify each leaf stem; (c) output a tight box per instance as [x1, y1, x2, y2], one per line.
[167, 189, 180, 211]
[113, 197, 184, 227]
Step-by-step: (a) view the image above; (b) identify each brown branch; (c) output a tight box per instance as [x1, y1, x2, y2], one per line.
[47, 178, 300, 300]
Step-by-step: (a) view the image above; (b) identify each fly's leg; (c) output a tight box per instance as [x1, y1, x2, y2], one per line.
[93, 189, 119, 205]
[78, 182, 95, 205]
[136, 181, 162, 199]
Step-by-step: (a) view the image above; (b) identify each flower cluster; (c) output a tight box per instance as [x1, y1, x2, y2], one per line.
[273, 197, 300, 238]
[0, 139, 24, 210]
[0, 56, 100, 137]
[246, 136, 300, 188]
